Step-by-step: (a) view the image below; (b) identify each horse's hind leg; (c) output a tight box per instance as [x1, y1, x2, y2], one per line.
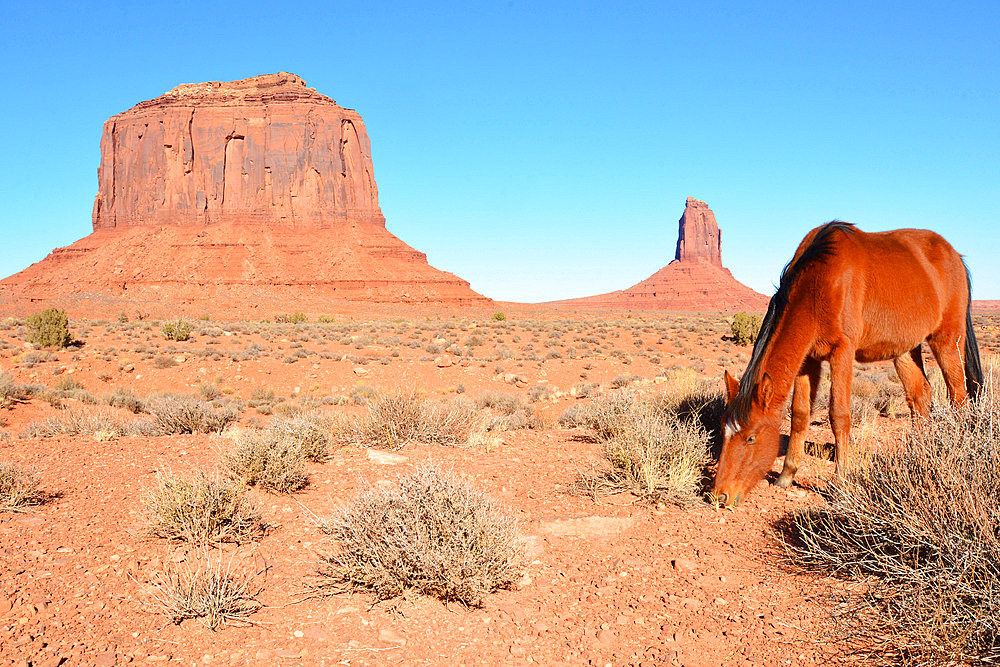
[777, 357, 821, 488]
[894, 345, 931, 418]
[928, 326, 970, 407]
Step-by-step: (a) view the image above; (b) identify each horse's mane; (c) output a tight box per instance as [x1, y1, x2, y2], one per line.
[729, 221, 856, 424]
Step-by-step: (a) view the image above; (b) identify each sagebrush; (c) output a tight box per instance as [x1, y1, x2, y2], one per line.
[316, 467, 524, 606]
[25, 308, 71, 348]
[144, 470, 264, 544]
[787, 369, 1000, 664]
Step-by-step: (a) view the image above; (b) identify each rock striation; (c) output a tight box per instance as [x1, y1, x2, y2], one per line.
[92, 73, 383, 230]
[552, 197, 767, 312]
[2, 73, 488, 315]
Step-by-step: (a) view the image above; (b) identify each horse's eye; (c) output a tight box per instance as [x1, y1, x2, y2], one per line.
[747, 435, 757, 444]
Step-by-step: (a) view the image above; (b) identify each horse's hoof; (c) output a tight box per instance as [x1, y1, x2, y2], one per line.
[775, 474, 794, 489]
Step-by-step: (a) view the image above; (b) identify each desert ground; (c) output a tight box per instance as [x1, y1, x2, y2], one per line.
[2, 310, 999, 666]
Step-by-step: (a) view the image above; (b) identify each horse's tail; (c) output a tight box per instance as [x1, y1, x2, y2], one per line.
[963, 261, 984, 400]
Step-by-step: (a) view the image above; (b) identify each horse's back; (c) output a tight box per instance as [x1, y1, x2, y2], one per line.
[799, 224, 968, 359]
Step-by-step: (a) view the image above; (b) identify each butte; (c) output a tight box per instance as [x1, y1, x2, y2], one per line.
[553, 197, 768, 312]
[0, 73, 488, 317]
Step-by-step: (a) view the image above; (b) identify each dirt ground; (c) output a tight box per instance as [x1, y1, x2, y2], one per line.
[2, 311, 998, 666]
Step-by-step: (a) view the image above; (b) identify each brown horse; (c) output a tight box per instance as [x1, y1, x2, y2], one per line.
[712, 221, 983, 507]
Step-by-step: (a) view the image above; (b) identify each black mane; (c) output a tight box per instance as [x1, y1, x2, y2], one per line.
[729, 221, 856, 423]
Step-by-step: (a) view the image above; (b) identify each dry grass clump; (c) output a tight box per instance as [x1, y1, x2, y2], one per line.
[144, 471, 264, 544]
[141, 393, 241, 434]
[223, 429, 309, 493]
[337, 390, 477, 449]
[787, 370, 1000, 665]
[315, 467, 524, 606]
[147, 553, 262, 629]
[475, 391, 543, 431]
[573, 389, 715, 505]
[20, 405, 128, 440]
[0, 372, 37, 408]
[270, 412, 333, 462]
[0, 461, 43, 510]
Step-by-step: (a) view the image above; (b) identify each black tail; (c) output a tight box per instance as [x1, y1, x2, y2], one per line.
[964, 262, 984, 400]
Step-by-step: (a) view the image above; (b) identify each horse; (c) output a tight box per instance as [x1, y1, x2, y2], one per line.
[711, 221, 983, 508]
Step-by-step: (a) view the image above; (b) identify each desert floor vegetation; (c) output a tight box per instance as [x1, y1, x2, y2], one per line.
[144, 470, 265, 544]
[0, 460, 44, 510]
[315, 467, 524, 606]
[1, 311, 997, 664]
[787, 365, 1000, 665]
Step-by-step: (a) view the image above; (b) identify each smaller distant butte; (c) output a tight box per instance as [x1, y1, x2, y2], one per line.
[550, 197, 768, 312]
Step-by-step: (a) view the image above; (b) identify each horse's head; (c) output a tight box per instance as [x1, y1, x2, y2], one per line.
[711, 370, 781, 508]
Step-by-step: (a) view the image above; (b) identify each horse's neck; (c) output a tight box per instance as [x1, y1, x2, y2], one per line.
[756, 309, 815, 412]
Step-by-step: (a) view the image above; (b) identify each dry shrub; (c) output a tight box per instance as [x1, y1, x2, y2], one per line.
[0, 461, 43, 510]
[315, 467, 524, 606]
[20, 405, 128, 439]
[787, 370, 1000, 665]
[103, 386, 145, 413]
[224, 429, 309, 493]
[475, 391, 542, 432]
[144, 471, 264, 544]
[147, 552, 262, 629]
[1, 373, 39, 408]
[573, 389, 715, 505]
[270, 412, 333, 462]
[337, 390, 477, 449]
[141, 394, 241, 434]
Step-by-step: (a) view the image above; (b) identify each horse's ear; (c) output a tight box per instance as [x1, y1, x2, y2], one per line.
[724, 370, 740, 402]
[756, 373, 774, 406]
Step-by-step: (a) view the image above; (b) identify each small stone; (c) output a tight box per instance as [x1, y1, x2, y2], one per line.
[377, 628, 406, 646]
[509, 645, 527, 657]
[671, 558, 696, 574]
[366, 449, 408, 465]
[94, 653, 117, 666]
[597, 629, 615, 647]
[292, 630, 303, 638]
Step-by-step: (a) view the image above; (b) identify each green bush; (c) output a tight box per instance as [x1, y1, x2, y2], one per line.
[730, 312, 762, 347]
[161, 320, 194, 342]
[275, 312, 307, 324]
[25, 308, 71, 348]
[492, 312, 506, 322]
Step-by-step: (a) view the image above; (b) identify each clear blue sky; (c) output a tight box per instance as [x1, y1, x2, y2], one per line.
[2, 1, 997, 302]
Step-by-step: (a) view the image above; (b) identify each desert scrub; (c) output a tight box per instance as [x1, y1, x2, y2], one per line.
[315, 467, 524, 606]
[730, 312, 762, 347]
[160, 320, 194, 342]
[0, 461, 43, 510]
[787, 370, 1000, 664]
[224, 429, 309, 493]
[140, 394, 241, 434]
[270, 412, 333, 462]
[144, 470, 264, 544]
[337, 390, 477, 449]
[474, 391, 543, 431]
[573, 390, 713, 505]
[25, 308, 71, 348]
[20, 405, 127, 440]
[147, 553, 262, 629]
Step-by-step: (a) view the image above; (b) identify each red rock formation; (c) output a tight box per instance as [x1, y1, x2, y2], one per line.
[551, 197, 768, 312]
[674, 197, 722, 267]
[92, 73, 383, 230]
[2, 73, 489, 315]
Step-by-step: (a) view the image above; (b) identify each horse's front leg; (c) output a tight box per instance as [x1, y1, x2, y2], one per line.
[777, 357, 822, 488]
[828, 343, 856, 476]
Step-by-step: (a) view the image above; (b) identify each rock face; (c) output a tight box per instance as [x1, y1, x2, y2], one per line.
[552, 197, 767, 312]
[674, 197, 722, 267]
[2, 73, 488, 315]
[92, 73, 383, 230]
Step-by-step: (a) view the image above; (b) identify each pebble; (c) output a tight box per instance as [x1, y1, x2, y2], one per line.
[378, 628, 407, 646]
[671, 558, 697, 574]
